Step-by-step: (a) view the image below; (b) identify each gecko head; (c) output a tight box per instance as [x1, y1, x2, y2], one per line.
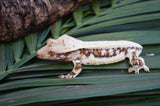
[36, 38, 58, 60]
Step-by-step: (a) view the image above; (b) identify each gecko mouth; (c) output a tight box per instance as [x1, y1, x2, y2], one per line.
[36, 53, 39, 57]
[36, 51, 44, 59]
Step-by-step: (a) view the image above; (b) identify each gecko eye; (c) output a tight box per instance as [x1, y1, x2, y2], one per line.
[48, 51, 55, 56]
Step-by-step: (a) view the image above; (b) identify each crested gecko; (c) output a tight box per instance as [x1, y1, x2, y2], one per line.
[36, 34, 149, 78]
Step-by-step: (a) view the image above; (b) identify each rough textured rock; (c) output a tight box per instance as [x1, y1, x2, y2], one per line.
[0, 0, 92, 42]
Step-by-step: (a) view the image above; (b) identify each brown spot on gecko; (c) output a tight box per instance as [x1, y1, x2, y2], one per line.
[63, 51, 73, 56]
[80, 49, 83, 53]
[98, 49, 102, 56]
[93, 49, 103, 57]
[117, 47, 122, 53]
[75, 63, 82, 71]
[113, 48, 117, 56]
[138, 59, 143, 66]
[65, 74, 73, 78]
[105, 49, 110, 57]
[88, 49, 93, 53]
[132, 60, 138, 66]
[132, 56, 136, 61]
[62, 40, 65, 46]
[122, 48, 128, 55]
[80, 49, 90, 57]
[48, 41, 54, 47]
[84, 49, 90, 57]
[93, 49, 98, 57]
[136, 47, 142, 51]
[132, 59, 143, 67]
[55, 53, 60, 57]
[70, 71, 76, 75]
[131, 52, 140, 66]
[75, 57, 82, 61]
[76, 63, 82, 67]
[132, 52, 137, 58]
[63, 58, 71, 61]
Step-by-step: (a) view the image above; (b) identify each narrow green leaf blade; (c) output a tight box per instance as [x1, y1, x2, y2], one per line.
[5, 44, 14, 69]
[78, 30, 160, 45]
[25, 33, 38, 54]
[11, 53, 36, 69]
[0, 71, 8, 81]
[51, 19, 62, 39]
[68, 13, 160, 35]
[37, 27, 50, 48]
[0, 43, 7, 73]
[91, 0, 100, 15]
[73, 6, 83, 26]
[12, 39, 25, 62]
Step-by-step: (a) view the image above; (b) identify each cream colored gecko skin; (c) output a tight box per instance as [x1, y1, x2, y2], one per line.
[36, 34, 149, 78]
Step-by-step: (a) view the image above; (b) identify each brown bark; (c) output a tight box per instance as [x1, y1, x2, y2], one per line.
[0, 0, 92, 42]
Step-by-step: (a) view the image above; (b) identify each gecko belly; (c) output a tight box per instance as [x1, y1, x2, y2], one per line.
[81, 52, 126, 65]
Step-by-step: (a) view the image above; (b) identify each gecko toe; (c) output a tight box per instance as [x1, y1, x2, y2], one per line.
[143, 65, 150, 72]
[59, 74, 65, 79]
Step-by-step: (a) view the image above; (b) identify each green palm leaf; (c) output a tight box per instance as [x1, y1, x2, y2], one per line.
[0, 0, 160, 105]
[0, 44, 7, 73]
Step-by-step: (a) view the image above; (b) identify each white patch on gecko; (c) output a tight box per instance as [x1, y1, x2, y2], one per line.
[109, 49, 114, 56]
[101, 49, 106, 55]
[81, 53, 125, 65]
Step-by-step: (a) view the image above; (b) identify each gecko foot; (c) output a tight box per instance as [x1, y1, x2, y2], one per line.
[128, 56, 150, 74]
[128, 67, 140, 74]
[143, 65, 150, 72]
[59, 74, 65, 79]
[59, 74, 74, 79]
[59, 59, 82, 79]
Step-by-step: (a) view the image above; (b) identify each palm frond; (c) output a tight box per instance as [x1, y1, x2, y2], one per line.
[0, 0, 160, 105]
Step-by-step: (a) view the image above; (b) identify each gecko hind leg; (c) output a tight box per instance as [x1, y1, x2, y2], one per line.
[59, 59, 82, 79]
[128, 55, 150, 74]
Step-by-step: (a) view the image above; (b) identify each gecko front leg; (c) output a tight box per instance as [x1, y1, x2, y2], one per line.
[59, 59, 82, 79]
